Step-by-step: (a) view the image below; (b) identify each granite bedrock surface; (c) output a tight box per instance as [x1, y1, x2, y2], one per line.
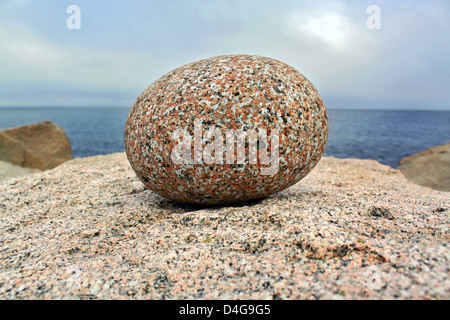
[0, 153, 448, 299]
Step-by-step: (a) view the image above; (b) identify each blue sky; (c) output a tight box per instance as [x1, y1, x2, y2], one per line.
[0, 0, 449, 110]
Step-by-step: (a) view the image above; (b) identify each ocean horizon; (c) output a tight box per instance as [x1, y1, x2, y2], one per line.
[0, 107, 449, 169]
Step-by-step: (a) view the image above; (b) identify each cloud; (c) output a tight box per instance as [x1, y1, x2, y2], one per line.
[288, 12, 356, 51]
[0, 22, 171, 106]
[0, 0, 448, 109]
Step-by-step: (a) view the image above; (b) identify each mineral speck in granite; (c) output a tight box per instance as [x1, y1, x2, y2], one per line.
[0, 153, 448, 299]
[124, 54, 328, 205]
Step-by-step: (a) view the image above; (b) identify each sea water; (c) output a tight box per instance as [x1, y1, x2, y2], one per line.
[0, 107, 448, 168]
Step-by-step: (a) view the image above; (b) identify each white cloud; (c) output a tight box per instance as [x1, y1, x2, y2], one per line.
[0, 28, 63, 68]
[0, 27, 156, 90]
[289, 12, 355, 51]
[0, 23, 176, 106]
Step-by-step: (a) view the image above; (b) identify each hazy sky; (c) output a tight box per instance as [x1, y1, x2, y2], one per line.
[0, 0, 449, 110]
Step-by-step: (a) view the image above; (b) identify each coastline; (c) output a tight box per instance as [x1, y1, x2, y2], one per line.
[0, 153, 448, 299]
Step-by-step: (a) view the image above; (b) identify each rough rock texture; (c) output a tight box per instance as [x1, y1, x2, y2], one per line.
[0, 132, 26, 166]
[125, 55, 328, 205]
[0, 153, 448, 300]
[398, 143, 450, 192]
[0, 160, 41, 180]
[0, 121, 73, 170]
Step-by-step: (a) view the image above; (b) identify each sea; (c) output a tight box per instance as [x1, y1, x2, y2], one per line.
[0, 107, 449, 169]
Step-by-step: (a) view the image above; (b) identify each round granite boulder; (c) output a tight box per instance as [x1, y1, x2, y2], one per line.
[124, 55, 328, 205]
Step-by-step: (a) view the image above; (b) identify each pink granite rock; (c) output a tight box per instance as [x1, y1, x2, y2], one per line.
[124, 55, 328, 205]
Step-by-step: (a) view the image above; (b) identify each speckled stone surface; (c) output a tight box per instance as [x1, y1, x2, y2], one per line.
[124, 55, 328, 205]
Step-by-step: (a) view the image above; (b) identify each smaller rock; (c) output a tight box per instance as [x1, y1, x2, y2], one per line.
[398, 143, 450, 192]
[0, 121, 73, 170]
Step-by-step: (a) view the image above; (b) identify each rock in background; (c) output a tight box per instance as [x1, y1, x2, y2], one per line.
[398, 142, 450, 192]
[0, 121, 73, 171]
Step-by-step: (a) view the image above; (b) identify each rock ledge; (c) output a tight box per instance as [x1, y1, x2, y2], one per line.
[0, 153, 448, 299]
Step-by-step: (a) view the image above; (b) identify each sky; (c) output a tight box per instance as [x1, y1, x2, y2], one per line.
[0, 0, 449, 110]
